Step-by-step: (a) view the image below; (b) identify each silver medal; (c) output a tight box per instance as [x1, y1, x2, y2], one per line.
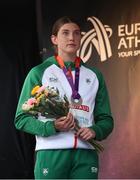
[71, 96, 83, 105]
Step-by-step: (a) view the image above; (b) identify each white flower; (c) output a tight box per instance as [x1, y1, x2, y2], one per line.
[22, 103, 34, 111]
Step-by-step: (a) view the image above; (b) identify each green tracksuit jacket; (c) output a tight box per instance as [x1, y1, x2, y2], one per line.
[15, 56, 114, 151]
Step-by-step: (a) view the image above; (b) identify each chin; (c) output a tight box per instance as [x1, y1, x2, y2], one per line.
[67, 49, 78, 54]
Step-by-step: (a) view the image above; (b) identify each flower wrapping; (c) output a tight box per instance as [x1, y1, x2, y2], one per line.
[22, 85, 104, 153]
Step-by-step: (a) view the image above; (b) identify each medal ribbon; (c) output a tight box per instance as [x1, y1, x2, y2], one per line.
[55, 55, 81, 100]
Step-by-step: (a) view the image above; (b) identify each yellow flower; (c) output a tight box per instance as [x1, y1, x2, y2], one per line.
[31, 85, 40, 95]
[44, 89, 49, 97]
[37, 94, 44, 103]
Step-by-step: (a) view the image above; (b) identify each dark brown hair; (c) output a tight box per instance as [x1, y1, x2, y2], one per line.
[52, 16, 81, 36]
[51, 16, 81, 53]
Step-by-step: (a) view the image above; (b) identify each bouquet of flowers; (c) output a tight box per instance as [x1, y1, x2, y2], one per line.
[22, 85, 104, 153]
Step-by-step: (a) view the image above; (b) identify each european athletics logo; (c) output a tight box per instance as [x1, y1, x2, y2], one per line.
[78, 16, 113, 62]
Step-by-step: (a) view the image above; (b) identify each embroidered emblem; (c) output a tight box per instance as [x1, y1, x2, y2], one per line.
[91, 167, 98, 173]
[49, 77, 58, 82]
[42, 168, 49, 176]
[86, 78, 91, 84]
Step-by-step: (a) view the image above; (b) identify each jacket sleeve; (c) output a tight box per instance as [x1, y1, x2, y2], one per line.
[14, 67, 57, 137]
[91, 69, 114, 141]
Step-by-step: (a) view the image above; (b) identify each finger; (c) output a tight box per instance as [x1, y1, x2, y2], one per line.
[81, 130, 95, 140]
[68, 120, 76, 130]
[57, 116, 67, 121]
[80, 132, 91, 140]
[65, 113, 74, 123]
[66, 117, 74, 126]
[66, 112, 72, 119]
[79, 129, 89, 138]
[64, 118, 75, 130]
[76, 128, 84, 136]
[69, 125, 75, 130]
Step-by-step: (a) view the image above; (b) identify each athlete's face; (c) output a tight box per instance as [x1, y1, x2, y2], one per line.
[51, 23, 81, 55]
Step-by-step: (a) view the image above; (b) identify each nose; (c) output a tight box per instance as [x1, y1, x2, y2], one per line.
[68, 33, 74, 41]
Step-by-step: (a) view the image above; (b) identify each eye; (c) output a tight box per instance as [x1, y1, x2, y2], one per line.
[62, 31, 69, 35]
[74, 31, 81, 36]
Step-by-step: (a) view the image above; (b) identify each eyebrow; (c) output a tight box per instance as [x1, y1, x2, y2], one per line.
[61, 29, 81, 32]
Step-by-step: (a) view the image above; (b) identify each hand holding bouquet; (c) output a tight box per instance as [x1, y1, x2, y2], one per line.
[22, 85, 104, 153]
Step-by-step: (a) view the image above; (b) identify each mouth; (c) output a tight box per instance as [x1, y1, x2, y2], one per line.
[67, 44, 76, 47]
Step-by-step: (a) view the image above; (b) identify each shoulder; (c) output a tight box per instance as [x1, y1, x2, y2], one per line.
[82, 62, 104, 81]
[28, 56, 56, 76]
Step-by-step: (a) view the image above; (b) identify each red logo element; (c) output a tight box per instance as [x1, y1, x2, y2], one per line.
[70, 104, 89, 112]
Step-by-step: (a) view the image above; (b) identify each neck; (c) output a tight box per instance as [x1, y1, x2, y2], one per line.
[58, 52, 77, 62]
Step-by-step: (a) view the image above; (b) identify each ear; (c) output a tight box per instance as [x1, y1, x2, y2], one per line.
[51, 35, 58, 45]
